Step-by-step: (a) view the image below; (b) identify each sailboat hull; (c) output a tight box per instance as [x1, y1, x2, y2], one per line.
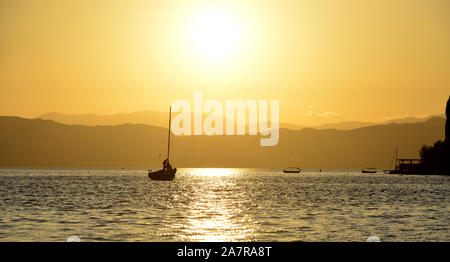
[148, 168, 177, 181]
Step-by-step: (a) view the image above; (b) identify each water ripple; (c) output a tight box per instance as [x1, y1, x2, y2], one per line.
[0, 168, 449, 241]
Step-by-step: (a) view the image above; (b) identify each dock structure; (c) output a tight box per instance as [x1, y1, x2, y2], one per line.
[390, 158, 422, 174]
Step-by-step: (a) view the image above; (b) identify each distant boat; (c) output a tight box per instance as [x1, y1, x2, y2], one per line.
[362, 167, 376, 174]
[283, 167, 301, 173]
[385, 146, 398, 174]
[148, 106, 177, 181]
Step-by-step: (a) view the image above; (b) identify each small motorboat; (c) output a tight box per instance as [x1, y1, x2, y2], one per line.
[283, 167, 301, 173]
[362, 167, 376, 174]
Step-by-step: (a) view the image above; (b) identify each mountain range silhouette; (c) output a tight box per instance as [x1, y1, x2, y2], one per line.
[0, 115, 445, 169]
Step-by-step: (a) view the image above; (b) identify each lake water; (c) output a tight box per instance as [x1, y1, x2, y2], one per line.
[0, 168, 448, 242]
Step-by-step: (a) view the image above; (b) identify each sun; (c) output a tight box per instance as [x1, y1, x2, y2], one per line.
[191, 10, 241, 62]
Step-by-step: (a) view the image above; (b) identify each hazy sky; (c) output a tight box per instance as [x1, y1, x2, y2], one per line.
[1, 0, 449, 125]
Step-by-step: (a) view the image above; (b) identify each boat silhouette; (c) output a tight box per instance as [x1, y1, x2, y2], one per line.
[148, 106, 176, 181]
[283, 167, 301, 173]
[361, 167, 376, 173]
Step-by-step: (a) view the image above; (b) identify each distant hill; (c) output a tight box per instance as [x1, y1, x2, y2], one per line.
[38, 111, 169, 128]
[38, 111, 443, 131]
[310, 114, 444, 130]
[0, 116, 445, 169]
[312, 121, 375, 130]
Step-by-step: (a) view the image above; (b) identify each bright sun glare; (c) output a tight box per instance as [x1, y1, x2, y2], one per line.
[191, 10, 240, 62]
[189, 168, 239, 177]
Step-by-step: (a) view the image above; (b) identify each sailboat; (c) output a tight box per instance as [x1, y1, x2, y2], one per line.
[148, 106, 177, 181]
[383, 146, 397, 173]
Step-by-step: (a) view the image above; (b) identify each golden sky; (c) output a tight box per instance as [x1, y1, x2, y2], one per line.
[1, 0, 449, 125]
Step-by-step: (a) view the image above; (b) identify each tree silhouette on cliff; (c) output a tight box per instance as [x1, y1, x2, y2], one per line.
[419, 96, 450, 174]
[446, 96, 449, 143]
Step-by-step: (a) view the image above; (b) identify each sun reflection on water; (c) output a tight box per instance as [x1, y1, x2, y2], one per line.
[187, 168, 240, 177]
[178, 168, 257, 241]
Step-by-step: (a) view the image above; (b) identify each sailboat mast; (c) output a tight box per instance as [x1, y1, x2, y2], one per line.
[167, 106, 172, 162]
[394, 146, 398, 170]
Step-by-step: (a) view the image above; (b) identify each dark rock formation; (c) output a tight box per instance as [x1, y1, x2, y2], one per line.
[446, 96, 449, 143]
[419, 96, 450, 174]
